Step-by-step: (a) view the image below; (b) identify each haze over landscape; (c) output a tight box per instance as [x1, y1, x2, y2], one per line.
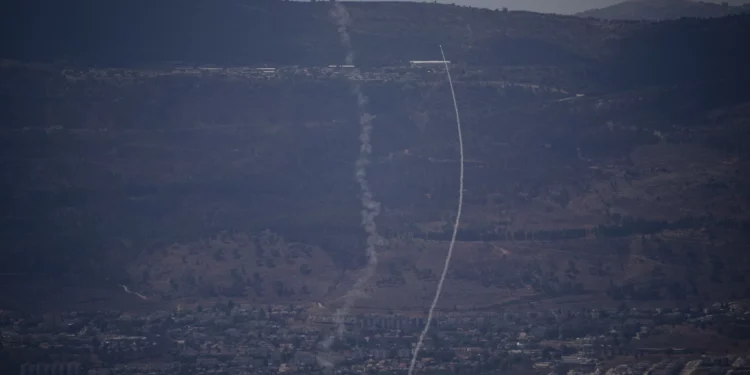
[1, 0, 750, 374]
[351, 0, 750, 14]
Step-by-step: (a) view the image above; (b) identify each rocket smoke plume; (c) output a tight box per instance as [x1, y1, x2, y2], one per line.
[408, 46, 465, 375]
[118, 284, 148, 300]
[320, 1, 382, 354]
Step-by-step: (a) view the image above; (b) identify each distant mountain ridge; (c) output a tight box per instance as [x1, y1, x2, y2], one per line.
[577, 0, 750, 20]
[335, 0, 750, 15]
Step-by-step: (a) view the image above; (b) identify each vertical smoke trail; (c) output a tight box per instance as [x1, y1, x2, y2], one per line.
[320, 1, 382, 354]
[408, 46, 465, 375]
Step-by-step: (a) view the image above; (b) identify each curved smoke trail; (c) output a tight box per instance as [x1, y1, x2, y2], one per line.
[319, 1, 382, 356]
[408, 46, 465, 375]
[118, 284, 148, 300]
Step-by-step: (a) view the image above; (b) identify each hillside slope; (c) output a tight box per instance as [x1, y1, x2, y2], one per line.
[1, 2, 750, 311]
[577, 0, 750, 20]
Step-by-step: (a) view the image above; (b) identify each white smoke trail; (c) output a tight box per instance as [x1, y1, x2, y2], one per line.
[319, 1, 382, 354]
[118, 284, 148, 300]
[408, 46, 465, 375]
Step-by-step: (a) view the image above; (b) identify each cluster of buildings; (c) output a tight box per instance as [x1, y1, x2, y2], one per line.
[61, 61, 458, 83]
[170, 62, 455, 81]
[1, 300, 749, 374]
[52, 62, 577, 100]
[19, 363, 82, 375]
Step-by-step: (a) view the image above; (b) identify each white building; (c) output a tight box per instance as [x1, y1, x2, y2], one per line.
[409, 60, 450, 68]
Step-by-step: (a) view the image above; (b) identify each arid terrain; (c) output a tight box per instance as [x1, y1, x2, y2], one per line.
[1, 1, 750, 313]
[576, 0, 750, 20]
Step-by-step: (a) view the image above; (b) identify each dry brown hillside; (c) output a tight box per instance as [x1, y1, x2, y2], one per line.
[1, 2, 750, 312]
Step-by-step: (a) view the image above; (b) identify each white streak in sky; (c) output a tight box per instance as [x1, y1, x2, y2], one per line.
[319, 1, 382, 356]
[408, 46, 465, 375]
[118, 284, 148, 300]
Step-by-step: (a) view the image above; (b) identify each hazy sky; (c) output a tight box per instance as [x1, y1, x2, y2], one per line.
[352, 0, 750, 15]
